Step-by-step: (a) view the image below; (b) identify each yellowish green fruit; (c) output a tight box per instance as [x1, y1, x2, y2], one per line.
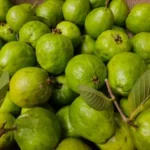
[0, 112, 15, 150]
[36, 33, 74, 75]
[85, 7, 114, 39]
[9, 67, 52, 107]
[69, 96, 115, 144]
[89, 0, 105, 8]
[109, 0, 129, 26]
[19, 20, 51, 47]
[0, 22, 17, 42]
[95, 30, 132, 61]
[65, 54, 107, 93]
[0, 41, 36, 76]
[56, 105, 80, 138]
[120, 97, 131, 117]
[78, 34, 96, 54]
[131, 32, 150, 65]
[107, 52, 146, 96]
[36, 0, 64, 27]
[14, 107, 61, 150]
[130, 108, 150, 150]
[126, 3, 150, 34]
[98, 114, 135, 150]
[51, 75, 78, 108]
[62, 0, 91, 26]
[56, 21, 81, 48]
[0, 0, 12, 21]
[56, 137, 92, 150]
[0, 91, 20, 116]
[6, 3, 36, 32]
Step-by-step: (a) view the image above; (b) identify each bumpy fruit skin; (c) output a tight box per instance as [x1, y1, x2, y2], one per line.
[62, 0, 91, 26]
[131, 32, 150, 65]
[65, 54, 107, 93]
[14, 107, 61, 150]
[9, 67, 52, 107]
[69, 96, 115, 144]
[0, 112, 15, 150]
[36, 33, 74, 75]
[126, 3, 150, 34]
[85, 7, 114, 39]
[130, 108, 150, 150]
[56, 137, 92, 150]
[95, 30, 132, 62]
[98, 114, 135, 150]
[56, 106, 80, 138]
[36, 0, 64, 27]
[107, 52, 146, 96]
[19, 21, 51, 47]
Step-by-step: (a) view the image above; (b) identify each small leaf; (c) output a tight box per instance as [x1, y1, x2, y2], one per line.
[128, 69, 150, 120]
[0, 72, 9, 103]
[78, 85, 113, 111]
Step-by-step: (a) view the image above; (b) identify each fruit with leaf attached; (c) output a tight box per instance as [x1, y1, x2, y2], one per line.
[69, 96, 115, 144]
[65, 54, 107, 93]
[97, 114, 135, 150]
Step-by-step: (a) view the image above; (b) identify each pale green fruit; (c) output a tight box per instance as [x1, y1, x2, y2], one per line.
[98, 114, 135, 150]
[109, 0, 129, 26]
[69, 96, 115, 144]
[56, 137, 92, 150]
[0, 91, 20, 116]
[56, 106, 80, 138]
[14, 107, 61, 150]
[130, 108, 150, 150]
[107, 52, 146, 96]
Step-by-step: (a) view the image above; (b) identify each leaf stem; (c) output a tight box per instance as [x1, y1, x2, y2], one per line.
[0, 122, 17, 137]
[104, 79, 137, 127]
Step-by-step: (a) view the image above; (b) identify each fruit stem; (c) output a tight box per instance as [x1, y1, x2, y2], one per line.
[31, 1, 38, 9]
[52, 28, 62, 34]
[0, 122, 17, 137]
[105, 0, 110, 8]
[105, 79, 138, 128]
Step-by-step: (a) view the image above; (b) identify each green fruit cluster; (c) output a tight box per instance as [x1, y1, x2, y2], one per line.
[0, 0, 149, 150]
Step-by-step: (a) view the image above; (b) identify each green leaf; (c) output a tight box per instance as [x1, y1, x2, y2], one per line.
[78, 85, 113, 111]
[0, 72, 9, 104]
[128, 69, 150, 120]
